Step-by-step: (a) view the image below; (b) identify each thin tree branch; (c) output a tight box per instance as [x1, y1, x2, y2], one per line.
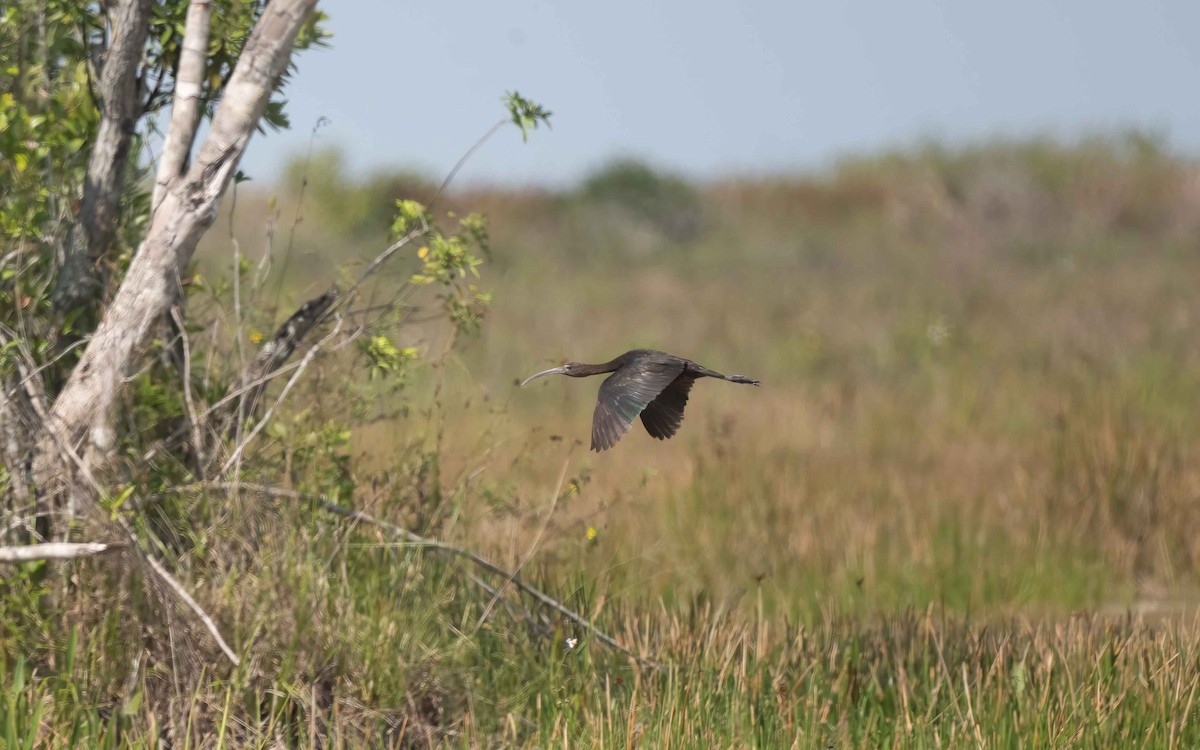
[273, 117, 330, 303]
[0, 542, 121, 563]
[0, 325, 49, 513]
[348, 226, 428, 297]
[1, 510, 49, 540]
[139, 540, 240, 665]
[426, 118, 507, 212]
[231, 218, 245, 370]
[170, 306, 206, 478]
[333, 114, 523, 312]
[152, 0, 212, 212]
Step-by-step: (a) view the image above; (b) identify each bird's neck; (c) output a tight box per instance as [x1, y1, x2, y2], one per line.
[571, 358, 623, 377]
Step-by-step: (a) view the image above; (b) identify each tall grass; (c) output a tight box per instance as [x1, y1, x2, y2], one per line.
[4, 134, 1200, 745]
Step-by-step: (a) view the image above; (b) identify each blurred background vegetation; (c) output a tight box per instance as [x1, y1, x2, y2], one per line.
[200, 130, 1200, 619]
[9, 128, 1200, 745]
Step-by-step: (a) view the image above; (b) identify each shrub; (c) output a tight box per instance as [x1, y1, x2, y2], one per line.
[577, 157, 703, 243]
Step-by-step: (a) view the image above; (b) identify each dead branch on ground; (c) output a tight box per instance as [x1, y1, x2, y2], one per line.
[0, 542, 121, 563]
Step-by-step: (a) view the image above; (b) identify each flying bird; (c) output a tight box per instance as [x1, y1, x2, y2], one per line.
[521, 349, 760, 452]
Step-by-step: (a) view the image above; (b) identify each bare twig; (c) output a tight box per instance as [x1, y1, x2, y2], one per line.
[232, 222, 245, 369]
[0, 542, 121, 563]
[273, 116, 330, 305]
[348, 226, 427, 297]
[219, 317, 344, 476]
[231, 288, 338, 432]
[0, 336, 37, 512]
[254, 206, 276, 292]
[139, 542, 240, 665]
[0, 324, 52, 423]
[14, 336, 88, 388]
[202, 481, 654, 665]
[337, 113, 523, 308]
[427, 118, 508, 213]
[36, 403, 241, 666]
[1, 510, 49, 539]
[152, 0, 212, 212]
[170, 306, 206, 478]
[141, 355, 308, 464]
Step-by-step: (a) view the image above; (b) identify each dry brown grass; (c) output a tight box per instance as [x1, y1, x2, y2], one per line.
[310, 136, 1200, 624]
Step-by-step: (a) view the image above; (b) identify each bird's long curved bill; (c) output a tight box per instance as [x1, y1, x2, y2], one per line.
[521, 366, 566, 387]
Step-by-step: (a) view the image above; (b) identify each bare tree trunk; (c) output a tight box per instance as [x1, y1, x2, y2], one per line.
[152, 0, 212, 213]
[34, 0, 320, 494]
[153, 0, 214, 473]
[52, 0, 154, 314]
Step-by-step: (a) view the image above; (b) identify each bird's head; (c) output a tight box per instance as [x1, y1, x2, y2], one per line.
[520, 361, 584, 386]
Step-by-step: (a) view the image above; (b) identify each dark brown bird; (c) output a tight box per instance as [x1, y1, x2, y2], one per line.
[521, 349, 760, 452]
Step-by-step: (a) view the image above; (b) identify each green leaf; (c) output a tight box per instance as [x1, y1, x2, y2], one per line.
[21, 699, 42, 750]
[106, 485, 136, 518]
[391, 199, 427, 237]
[503, 91, 552, 143]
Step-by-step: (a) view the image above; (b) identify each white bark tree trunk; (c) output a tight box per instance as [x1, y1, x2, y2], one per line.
[152, 0, 213, 213]
[0, 542, 117, 563]
[35, 0, 319, 489]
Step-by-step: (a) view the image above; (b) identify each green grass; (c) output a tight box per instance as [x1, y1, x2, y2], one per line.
[5, 561, 1200, 747]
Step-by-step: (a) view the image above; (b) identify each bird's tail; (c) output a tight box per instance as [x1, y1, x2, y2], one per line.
[726, 374, 761, 386]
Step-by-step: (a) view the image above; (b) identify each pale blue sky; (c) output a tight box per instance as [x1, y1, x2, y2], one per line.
[236, 0, 1200, 187]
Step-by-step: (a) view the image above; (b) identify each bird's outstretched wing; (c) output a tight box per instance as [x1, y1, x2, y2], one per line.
[640, 374, 695, 440]
[592, 360, 684, 451]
